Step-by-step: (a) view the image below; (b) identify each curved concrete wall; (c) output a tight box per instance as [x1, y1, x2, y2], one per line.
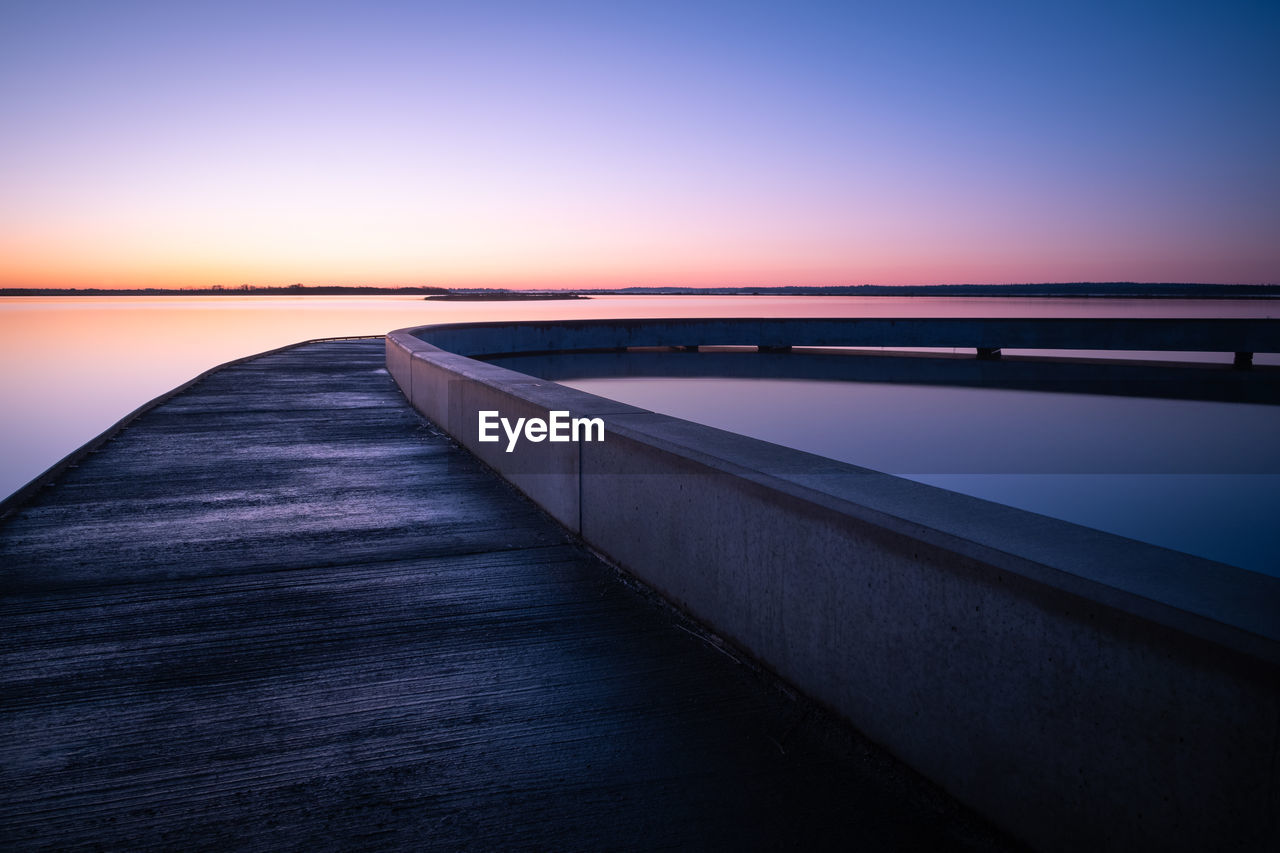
[492, 348, 1280, 405]
[386, 320, 1280, 853]
[411, 315, 1280, 358]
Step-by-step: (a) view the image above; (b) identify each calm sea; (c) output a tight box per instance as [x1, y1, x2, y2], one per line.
[2, 294, 1277, 574]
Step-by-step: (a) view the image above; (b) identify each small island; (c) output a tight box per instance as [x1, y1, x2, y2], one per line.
[425, 291, 588, 301]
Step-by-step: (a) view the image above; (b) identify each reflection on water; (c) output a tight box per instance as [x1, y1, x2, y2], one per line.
[551, 373, 1280, 577]
[3, 294, 1278, 568]
[4, 293, 860, 497]
[915, 474, 1278, 577]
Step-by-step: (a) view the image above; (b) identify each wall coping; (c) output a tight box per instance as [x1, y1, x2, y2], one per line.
[408, 315, 1280, 357]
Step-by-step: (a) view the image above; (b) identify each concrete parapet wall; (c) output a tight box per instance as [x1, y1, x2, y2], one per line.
[386, 322, 1280, 852]
[414, 316, 1280, 358]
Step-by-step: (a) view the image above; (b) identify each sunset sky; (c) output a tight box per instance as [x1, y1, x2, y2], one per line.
[2, 0, 1277, 289]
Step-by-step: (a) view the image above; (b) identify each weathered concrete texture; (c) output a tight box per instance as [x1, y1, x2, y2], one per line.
[388, 322, 1280, 853]
[0, 340, 1016, 852]
[581, 416, 1280, 853]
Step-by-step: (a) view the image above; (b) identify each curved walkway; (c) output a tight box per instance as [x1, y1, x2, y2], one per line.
[0, 340, 1013, 851]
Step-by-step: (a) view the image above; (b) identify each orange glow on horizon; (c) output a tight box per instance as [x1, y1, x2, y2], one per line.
[3, 3, 1276, 291]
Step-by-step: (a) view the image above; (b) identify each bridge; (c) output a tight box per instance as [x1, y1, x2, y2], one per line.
[3, 317, 1279, 851]
[0, 338, 1013, 851]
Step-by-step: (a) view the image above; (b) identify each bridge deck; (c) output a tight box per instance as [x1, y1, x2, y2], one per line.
[0, 340, 1013, 851]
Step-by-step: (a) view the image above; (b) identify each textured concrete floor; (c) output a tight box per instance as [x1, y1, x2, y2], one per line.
[0, 339, 1019, 851]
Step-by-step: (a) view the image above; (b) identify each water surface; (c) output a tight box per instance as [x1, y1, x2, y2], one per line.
[3, 295, 1277, 554]
[551, 372, 1280, 576]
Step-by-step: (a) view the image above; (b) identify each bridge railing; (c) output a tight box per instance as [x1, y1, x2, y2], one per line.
[410, 315, 1279, 364]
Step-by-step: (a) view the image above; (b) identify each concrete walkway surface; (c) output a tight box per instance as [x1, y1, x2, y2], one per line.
[0, 340, 1018, 851]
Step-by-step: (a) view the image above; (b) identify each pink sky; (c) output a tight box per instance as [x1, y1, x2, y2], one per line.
[3, 2, 1277, 289]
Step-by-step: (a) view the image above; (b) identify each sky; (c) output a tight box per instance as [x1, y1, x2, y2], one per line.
[2, 0, 1277, 289]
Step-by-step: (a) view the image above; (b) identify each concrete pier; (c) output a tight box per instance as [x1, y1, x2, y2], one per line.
[0, 339, 1013, 851]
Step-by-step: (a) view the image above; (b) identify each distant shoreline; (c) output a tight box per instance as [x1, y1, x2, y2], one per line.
[1, 283, 1277, 299]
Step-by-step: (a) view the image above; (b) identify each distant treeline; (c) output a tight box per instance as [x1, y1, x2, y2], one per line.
[0, 285, 450, 296]
[1, 282, 1276, 298]
[587, 282, 1280, 297]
